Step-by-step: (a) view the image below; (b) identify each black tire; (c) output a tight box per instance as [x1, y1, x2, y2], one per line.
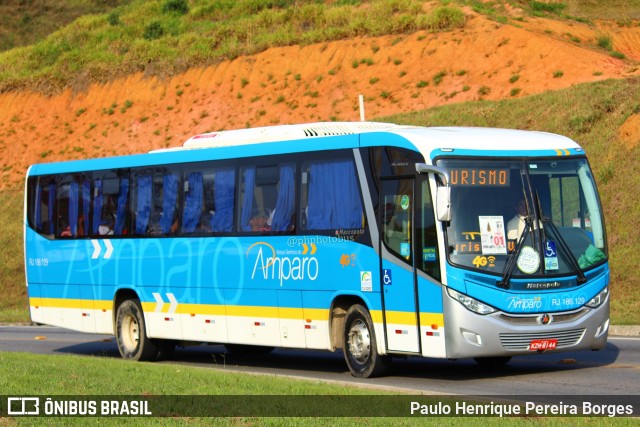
[342, 304, 390, 378]
[473, 356, 512, 367]
[115, 299, 159, 361]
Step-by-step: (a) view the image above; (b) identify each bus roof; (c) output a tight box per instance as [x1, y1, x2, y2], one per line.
[28, 122, 584, 176]
[392, 126, 582, 155]
[175, 121, 400, 150]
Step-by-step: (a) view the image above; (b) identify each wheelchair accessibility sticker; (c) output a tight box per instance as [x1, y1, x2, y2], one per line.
[544, 241, 559, 271]
[383, 269, 392, 286]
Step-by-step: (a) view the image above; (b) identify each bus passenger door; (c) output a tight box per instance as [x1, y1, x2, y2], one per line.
[379, 178, 420, 354]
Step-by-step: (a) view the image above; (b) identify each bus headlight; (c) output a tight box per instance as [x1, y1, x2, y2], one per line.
[447, 288, 496, 315]
[585, 286, 609, 308]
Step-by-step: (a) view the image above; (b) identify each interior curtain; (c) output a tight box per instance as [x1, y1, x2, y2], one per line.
[92, 179, 102, 234]
[182, 172, 203, 233]
[135, 175, 152, 234]
[114, 178, 129, 235]
[240, 168, 255, 231]
[48, 183, 55, 234]
[333, 160, 363, 228]
[307, 160, 362, 229]
[271, 165, 295, 231]
[68, 181, 79, 236]
[81, 179, 90, 236]
[211, 168, 235, 232]
[160, 173, 178, 233]
[307, 163, 334, 229]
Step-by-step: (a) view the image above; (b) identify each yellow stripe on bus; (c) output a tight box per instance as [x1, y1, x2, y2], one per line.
[31, 298, 443, 326]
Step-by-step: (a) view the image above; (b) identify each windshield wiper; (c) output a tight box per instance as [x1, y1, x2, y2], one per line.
[536, 191, 587, 285]
[498, 216, 533, 289]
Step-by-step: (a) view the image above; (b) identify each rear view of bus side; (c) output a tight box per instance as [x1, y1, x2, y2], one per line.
[24, 122, 610, 377]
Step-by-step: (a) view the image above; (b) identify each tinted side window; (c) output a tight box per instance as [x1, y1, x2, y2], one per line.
[92, 170, 131, 236]
[301, 158, 364, 230]
[181, 165, 236, 234]
[239, 162, 296, 233]
[132, 167, 180, 236]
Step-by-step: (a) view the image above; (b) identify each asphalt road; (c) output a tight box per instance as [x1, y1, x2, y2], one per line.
[1, 325, 639, 398]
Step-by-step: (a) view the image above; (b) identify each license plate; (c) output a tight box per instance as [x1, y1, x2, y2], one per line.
[529, 339, 558, 351]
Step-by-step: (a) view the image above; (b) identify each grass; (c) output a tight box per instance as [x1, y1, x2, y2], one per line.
[0, 189, 28, 323]
[381, 77, 640, 324]
[0, 352, 635, 425]
[0, 0, 466, 94]
[0, 0, 133, 52]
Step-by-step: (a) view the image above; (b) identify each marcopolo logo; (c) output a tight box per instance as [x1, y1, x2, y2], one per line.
[247, 242, 319, 287]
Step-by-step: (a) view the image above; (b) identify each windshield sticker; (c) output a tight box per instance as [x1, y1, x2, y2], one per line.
[478, 216, 507, 255]
[400, 195, 410, 210]
[423, 247, 437, 262]
[400, 242, 411, 257]
[544, 241, 559, 271]
[517, 246, 540, 274]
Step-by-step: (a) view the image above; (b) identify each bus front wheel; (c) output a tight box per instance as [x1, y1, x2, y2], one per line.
[115, 299, 160, 361]
[342, 304, 390, 378]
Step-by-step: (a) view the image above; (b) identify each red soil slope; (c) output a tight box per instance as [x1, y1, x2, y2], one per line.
[0, 9, 639, 189]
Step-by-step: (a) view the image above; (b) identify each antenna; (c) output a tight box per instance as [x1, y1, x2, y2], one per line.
[358, 94, 365, 122]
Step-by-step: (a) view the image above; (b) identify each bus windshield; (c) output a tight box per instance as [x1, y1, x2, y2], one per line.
[438, 157, 607, 279]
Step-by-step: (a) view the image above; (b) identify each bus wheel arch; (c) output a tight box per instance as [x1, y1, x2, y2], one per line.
[113, 290, 174, 361]
[331, 297, 390, 378]
[329, 295, 365, 351]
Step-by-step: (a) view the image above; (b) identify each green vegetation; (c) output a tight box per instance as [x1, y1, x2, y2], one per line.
[0, 352, 635, 425]
[382, 78, 640, 324]
[0, 0, 133, 52]
[0, 0, 466, 94]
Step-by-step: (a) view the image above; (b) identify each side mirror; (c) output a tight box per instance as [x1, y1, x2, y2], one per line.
[436, 186, 452, 222]
[416, 163, 452, 222]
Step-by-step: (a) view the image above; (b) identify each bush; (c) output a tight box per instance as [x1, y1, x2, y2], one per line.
[422, 6, 465, 31]
[162, 0, 190, 15]
[143, 22, 164, 40]
[107, 11, 120, 26]
[529, 1, 566, 14]
[597, 34, 613, 50]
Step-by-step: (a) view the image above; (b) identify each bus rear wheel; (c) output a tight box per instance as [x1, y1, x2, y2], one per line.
[115, 299, 161, 361]
[342, 304, 390, 378]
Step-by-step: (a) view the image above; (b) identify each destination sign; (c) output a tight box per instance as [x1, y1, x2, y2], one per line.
[449, 168, 510, 187]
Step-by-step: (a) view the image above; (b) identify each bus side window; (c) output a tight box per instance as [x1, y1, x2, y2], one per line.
[93, 172, 131, 236]
[303, 159, 364, 231]
[240, 163, 295, 233]
[31, 177, 56, 237]
[180, 166, 236, 235]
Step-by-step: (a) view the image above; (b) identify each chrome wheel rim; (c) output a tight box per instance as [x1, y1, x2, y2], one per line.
[347, 319, 370, 364]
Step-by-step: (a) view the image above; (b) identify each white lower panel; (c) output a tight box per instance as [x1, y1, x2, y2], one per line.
[386, 323, 420, 353]
[181, 314, 228, 343]
[420, 326, 446, 358]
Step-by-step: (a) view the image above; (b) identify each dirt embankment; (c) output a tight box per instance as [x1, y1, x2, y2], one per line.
[0, 9, 639, 189]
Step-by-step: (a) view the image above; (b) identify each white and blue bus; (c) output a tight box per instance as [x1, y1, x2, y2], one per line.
[24, 122, 610, 377]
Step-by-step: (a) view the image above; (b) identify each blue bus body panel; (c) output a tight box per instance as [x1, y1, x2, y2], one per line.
[25, 229, 384, 311]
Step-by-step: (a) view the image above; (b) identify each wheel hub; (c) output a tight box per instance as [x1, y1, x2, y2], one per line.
[121, 314, 140, 352]
[347, 319, 371, 363]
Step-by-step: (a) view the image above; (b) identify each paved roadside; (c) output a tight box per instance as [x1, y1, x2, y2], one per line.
[609, 325, 640, 337]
